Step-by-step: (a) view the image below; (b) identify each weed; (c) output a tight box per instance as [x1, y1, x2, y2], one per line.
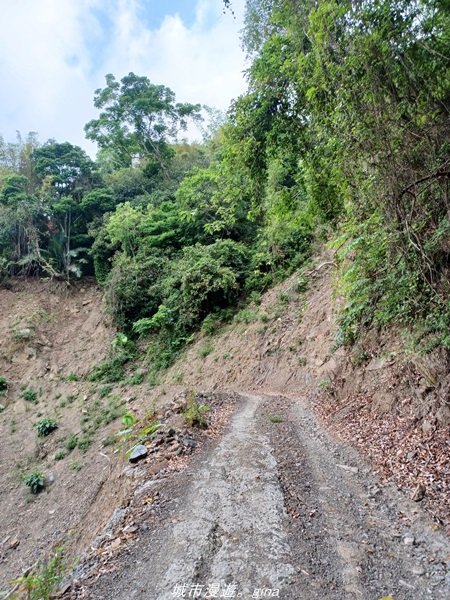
[102, 433, 118, 447]
[147, 369, 160, 386]
[277, 291, 289, 304]
[80, 395, 124, 436]
[234, 308, 259, 324]
[201, 314, 220, 336]
[66, 372, 79, 382]
[88, 350, 133, 383]
[268, 415, 284, 424]
[54, 450, 67, 461]
[319, 378, 333, 393]
[14, 547, 64, 600]
[0, 375, 7, 392]
[21, 388, 38, 404]
[296, 274, 309, 293]
[125, 371, 144, 385]
[297, 356, 307, 366]
[77, 435, 91, 451]
[98, 384, 113, 398]
[65, 434, 78, 451]
[11, 326, 35, 342]
[10, 418, 17, 433]
[34, 418, 58, 437]
[249, 290, 262, 305]
[121, 413, 137, 428]
[23, 471, 45, 494]
[198, 342, 213, 359]
[351, 348, 369, 366]
[183, 390, 210, 428]
[70, 461, 82, 472]
[259, 313, 269, 323]
[111, 332, 130, 350]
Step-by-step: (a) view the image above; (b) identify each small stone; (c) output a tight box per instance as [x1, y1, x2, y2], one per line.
[406, 450, 417, 461]
[9, 538, 19, 549]
[0, 404, 5, 412]
[422, 420, 434, 434]
[336, 464, 359, 474]
[411, 484, 426, 502]
[123, 524, 138, 534]
[166, 428, 176, 438]
[183, 437, 197, 449]
[129, 445, 148, 464]
[411, 566, 425, 576]
[403, 535, 415, 546]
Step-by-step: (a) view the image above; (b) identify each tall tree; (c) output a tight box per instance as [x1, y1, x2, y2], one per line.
[85, 73, 202, 172]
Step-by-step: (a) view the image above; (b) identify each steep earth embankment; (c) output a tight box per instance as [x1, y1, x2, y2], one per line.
[0, 279, 161, 590]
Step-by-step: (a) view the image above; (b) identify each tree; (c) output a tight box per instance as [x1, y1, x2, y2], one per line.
[32, 142, 102, 278]
[85, 73, 202, 171]
[32, 142, 97, 200]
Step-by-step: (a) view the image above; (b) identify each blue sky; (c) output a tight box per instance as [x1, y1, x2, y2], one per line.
[0, 0, 247, 155]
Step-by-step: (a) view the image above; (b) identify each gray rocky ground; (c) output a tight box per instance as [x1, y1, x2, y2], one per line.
[80, 393, 450, 600]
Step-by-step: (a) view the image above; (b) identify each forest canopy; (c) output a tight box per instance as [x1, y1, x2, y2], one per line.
[1, 0, 449, 371]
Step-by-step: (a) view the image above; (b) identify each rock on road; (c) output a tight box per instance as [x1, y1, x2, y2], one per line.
[88, 393, 450, 600]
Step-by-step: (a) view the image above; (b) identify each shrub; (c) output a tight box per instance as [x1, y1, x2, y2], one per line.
[183, 391, 210, 428]
[14, 547, 64, 599]
[23, 471, 45, 494]
[198, 342, 213, 359]
[0, 376, 7, 391]
[54, 450, 67, 461]
[77, 435, 91, 451]
[88, 351, 132, 383]
[65, 434, 78, 451]
[34, 418, 58, 437]
[21, 388, 38, 403]
[234, 308, 259, 324]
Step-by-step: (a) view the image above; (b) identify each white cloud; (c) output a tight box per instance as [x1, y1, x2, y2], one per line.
[0, 0, 248, 155]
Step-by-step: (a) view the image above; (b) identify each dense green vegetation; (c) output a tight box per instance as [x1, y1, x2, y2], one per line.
[1, 1, 449, 374]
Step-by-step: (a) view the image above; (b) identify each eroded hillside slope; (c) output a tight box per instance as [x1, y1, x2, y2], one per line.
[0, 279, 138, 588]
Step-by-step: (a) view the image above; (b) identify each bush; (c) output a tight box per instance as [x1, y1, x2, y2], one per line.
[14, 547, 64, 599]
[167, 240, 250, 328]
[183, 391, 210, 428]
[34, 418, 58, 437]
[54, 450, 67, 461]
[65, 434, 78, 451]
[21, 388, 38, 403]
[23, 471, 45, 494]
[104, 252, 167, 330]
[198, 342, 213, 359]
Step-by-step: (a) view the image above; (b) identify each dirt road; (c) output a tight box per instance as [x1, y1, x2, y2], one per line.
[86, 393, 449, 600]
